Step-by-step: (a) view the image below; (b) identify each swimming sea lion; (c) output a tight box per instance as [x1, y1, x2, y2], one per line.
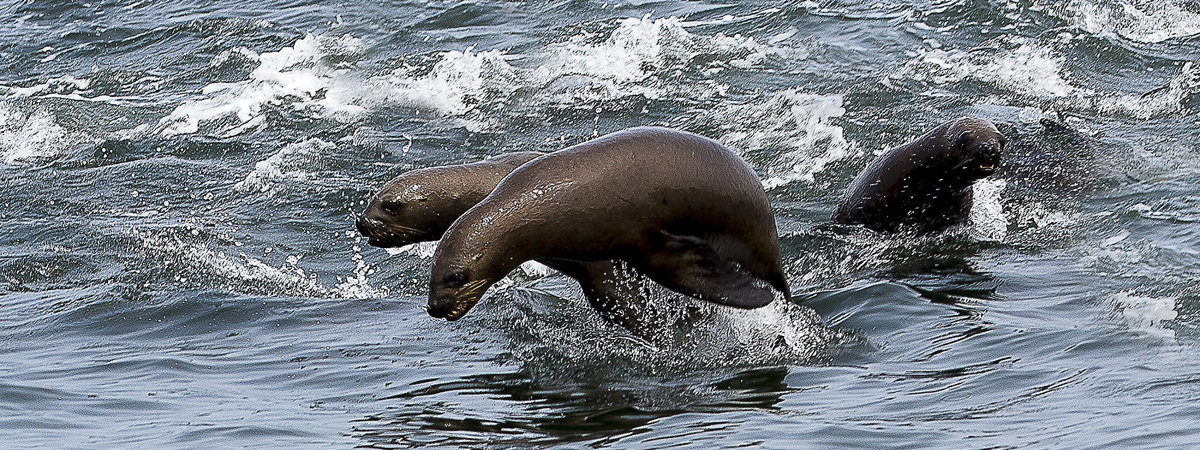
[356, 152, 666, 337]
[356, 151, 544, 247]
[832, 117, 1005, 233]
[427, 126, 790, 321]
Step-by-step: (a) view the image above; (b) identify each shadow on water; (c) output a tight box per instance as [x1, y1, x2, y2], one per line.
[351, 366, 791, 448]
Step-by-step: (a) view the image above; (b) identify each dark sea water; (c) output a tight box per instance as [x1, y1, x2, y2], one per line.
[3, 0, 1199, 447]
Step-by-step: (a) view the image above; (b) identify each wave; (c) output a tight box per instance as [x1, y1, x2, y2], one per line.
[158, 15, 801, 136]
[157, 33, 368, 137]
[901, 39, 1199, 119]
[703, 90, 853, 189]
[0, 103, 91, 165]
[1045, 0, 1200, 43]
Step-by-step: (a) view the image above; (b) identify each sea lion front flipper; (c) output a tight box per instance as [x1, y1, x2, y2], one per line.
[638, 231, 777, 309]
[537, 259, 666, 342]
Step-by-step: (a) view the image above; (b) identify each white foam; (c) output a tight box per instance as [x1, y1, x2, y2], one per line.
[908, 43, 1075, 99]
[532, 15, 797, 103]
[234, 138, 337, 195]
[904, 40, 1197, 119]
[1131, 196, 1200, 223]
[0, 104, 86, 164]
[708, 91, 853, 188]
[158, 17, 800, 134]
[373, 48, 520, 116]
[1113, 291, 1178, 339]
[159, 33, 367, 136]
[139, 230, 329, 297]
[970, 178, 1009, 240]
[1048, 0, 1200, 43]
[0, 75, 90, 98]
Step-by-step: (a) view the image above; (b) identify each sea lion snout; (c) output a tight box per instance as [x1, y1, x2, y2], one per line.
[355, 213, 393, 247]
[973, 139, 1003, 172]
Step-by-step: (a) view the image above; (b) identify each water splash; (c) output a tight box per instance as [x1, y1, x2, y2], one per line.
[373, 48, 520, 118]
[903, 40, 1198, 119]
[533, 15, 793, 103]
[970, 178, 1009, 240]
[1047, 0, 1200, 43]
[0, 104, 88, 164]
[234, 138, 338, 196]
[158, 33, 367, 136]
[707, 91, 852, 188]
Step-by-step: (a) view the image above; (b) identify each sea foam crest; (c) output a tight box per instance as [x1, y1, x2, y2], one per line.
[234, 138, 337, 195]
[1113, 291, 1179, 339]
[0, 103, 87, 164]
[0, 75, 90, 98]
[904, 40, 1198, 119]
[707, 91, 852, 188]
[1047, 0, 1200, 43]
[372, 48, 520, 116]
[159, 34, 367, 136]
[533, 15, 793, 102]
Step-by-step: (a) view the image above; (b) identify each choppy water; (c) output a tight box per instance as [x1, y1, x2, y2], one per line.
[2, 0, 1199, 447]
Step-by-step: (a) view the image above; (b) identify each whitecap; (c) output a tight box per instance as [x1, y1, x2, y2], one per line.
[705, 91, 853, 188]
[0, 103, 88, 165]
[532, 15, 797, 103]
[902, 40, 1198, 119]
[371, 48, 521, 116]
[234, 138, 337, 195]
[158, 33, 367, 137]
[1112, 291, 1179, 339]
[1046, 0, 1200, 43]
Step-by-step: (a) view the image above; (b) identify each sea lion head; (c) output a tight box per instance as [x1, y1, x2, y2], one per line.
[426, 220, 514, 321]
[943, 116, 1005, 182]
[356, 169, 471, 248]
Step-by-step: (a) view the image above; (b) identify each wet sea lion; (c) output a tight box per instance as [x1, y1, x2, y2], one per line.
[427, 126, 790, 321]
[832, 117, 1005, 233]
[356, 152, 665, 337]
[357, 151, 545, 247]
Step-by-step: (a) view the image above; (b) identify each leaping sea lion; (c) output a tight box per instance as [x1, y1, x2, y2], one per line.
[832, 117, 1005, 233]
[357, 151, 666, 336]
[357, 152, 545, 247]
[427, 126, 790, 321]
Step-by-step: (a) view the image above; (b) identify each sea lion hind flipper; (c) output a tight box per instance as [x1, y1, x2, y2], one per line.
[639, 232, 776, 309]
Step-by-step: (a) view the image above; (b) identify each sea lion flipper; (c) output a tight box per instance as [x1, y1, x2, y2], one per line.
[539, 259, 667, 342]
[639, 232, 776, 309]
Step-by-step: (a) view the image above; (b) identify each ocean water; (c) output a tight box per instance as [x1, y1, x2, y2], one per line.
[2, 0, 1199, 447]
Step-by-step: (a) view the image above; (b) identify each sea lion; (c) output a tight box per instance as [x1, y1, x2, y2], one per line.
[356, 152, 665, 337]
[427, 126, 790, 321]
[832, 117, 1005, 233]
[356, 151, 544, 247]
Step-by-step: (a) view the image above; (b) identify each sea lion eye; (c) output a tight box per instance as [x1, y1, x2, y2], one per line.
[445, 271, 467, 287]
[953, 131, 974, 150]
[381, 200, 404, 214]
